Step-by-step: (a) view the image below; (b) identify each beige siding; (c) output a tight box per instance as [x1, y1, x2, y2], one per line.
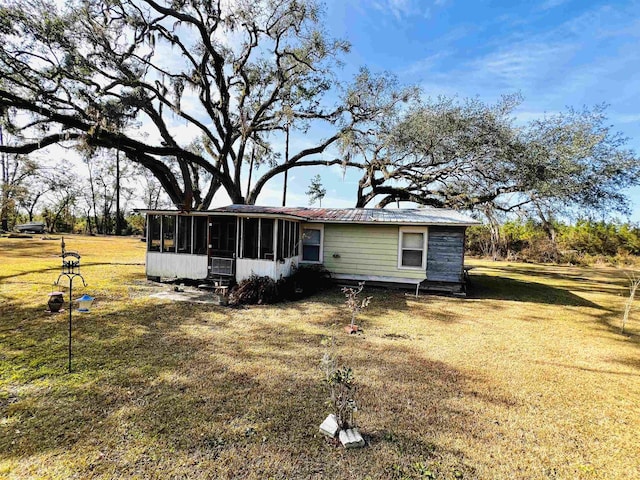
[321, 224, 426, 280]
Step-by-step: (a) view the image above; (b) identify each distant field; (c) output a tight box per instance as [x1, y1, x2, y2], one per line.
[1, 235, 639, 479]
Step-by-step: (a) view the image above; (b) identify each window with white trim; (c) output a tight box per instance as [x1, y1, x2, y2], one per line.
[301, 226, 323, 263]
[398, 227, 427, 269]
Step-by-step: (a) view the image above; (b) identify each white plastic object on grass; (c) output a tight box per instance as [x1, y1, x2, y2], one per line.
[339, 428, 365, 448]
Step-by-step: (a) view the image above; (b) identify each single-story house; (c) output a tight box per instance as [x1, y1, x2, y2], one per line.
[138, 205, 480, 293]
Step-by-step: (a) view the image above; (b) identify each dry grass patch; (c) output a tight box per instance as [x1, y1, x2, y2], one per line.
[1, 237, 639, 479]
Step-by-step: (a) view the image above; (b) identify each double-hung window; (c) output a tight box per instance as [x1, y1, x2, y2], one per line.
[398, 227, 427, 269]
[301, 226, 323, 263]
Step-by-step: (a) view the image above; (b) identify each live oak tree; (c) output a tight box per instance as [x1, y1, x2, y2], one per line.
[347, 95, 640, 221]
[346, 94, 526, 209]
[2, 1, 637, 224]
[512, 104, 640, 240]
[0, 0, 403, 209]
[476, 104, 640, 256]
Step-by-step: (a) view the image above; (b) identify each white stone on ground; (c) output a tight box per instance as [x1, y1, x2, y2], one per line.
[319, 414, 339, 438]
[339, 428, 365, 448]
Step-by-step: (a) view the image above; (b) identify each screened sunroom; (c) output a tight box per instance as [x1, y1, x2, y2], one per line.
[143, 210, 302, 282]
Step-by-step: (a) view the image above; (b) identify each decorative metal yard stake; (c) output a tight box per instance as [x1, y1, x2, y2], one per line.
[55, 237, 87, 373]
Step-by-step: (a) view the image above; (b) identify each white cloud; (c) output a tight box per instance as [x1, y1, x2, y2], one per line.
[373, 0, 434, 20]
[400, 52, 449, 76]
[539, 0, 571, 11]
[511, 109, 558, 124]
[471, 42, 577, 92]
[409, 2, 640, 111]
[614, 113, 640, 124]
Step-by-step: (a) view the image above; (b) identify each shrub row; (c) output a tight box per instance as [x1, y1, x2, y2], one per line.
[229, 264, 332, 305]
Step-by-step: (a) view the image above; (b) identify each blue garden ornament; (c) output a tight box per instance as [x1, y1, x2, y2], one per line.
[76, 294, 95, 312]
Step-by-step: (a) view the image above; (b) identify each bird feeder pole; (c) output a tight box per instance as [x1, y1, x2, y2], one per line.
[55, 237, 87, 373]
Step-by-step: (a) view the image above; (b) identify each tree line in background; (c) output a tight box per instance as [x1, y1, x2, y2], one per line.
[1, 0, 640, 254]
[467, 218, 640, 265]
[1, 124, 170, 234]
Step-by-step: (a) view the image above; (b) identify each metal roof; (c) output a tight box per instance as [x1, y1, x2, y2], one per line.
[135, 205, 479, 226]
[210, 205, 480, 226]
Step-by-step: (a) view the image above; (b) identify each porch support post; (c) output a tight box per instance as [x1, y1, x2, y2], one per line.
[273, 219, 278, 263]
[257, 218, 261, 259]
[190, 216, 194, 254]
[236, 217, 241, 259]
[160, 215, 163, 253]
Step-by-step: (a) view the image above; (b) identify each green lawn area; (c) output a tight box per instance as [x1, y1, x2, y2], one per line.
[1, 235, 639, 479]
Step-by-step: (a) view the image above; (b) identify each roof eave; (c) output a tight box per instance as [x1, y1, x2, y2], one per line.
[303, 219, 480, 227]
[133, 208, 307, 221]
[134, 207, 480, 226]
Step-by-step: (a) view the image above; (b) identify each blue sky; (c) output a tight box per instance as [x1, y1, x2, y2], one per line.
[265, 0, 640, 221]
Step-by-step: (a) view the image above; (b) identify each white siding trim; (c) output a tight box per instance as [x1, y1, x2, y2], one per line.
[190, 216, 195, 254]
[236, 258, 276, 281]
[273, 218, 279, 262]
[147, 252, 208, 279]
[332, 273, 423, 285]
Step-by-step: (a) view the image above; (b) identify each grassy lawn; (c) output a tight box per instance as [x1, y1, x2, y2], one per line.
[1, 235, 639, 479]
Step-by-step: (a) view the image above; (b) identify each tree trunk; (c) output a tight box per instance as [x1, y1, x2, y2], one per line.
[86, 209, 93, 235]
[0, 125, 8, 232]
[481, 206, 502, 261]
[115, 149, 122, 235]
[282, 126, 289, 207]
[103, 185, 107, 234]
[51, 197, 71, 233]
[246, 145, 255, 200]
[534, 202, 559, 261]
[87, 161, 100, 234]
[27, 193, 43, 222]
[28, 207, 34, 222]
